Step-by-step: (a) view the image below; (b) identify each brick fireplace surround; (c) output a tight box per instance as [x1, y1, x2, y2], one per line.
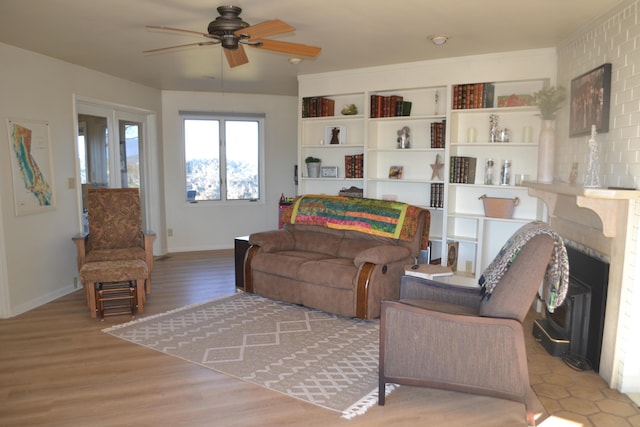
[526, 182, 639, 392]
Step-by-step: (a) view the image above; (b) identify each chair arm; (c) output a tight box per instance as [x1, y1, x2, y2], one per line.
[248, 230, 294, 252]
[354, 245, 411, 267]
[72, 233, 89, 271]
[142, 231, 156, 271]
[400, 275, 482, 308]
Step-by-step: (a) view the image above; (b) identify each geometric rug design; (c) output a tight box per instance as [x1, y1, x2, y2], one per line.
[103, 292, 396, 418]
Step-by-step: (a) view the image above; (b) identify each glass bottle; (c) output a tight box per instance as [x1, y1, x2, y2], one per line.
[484, 158, 495, 185]
[500, 160, 512, 186]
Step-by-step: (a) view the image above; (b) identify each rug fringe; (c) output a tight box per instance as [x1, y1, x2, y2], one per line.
[101, 292, 242, 333]
[340, 383, 398, 420]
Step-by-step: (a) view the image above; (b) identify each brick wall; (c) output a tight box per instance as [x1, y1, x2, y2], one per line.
[556, 0, 640, 392]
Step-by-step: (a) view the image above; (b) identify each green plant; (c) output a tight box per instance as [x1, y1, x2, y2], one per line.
[533, 86, 567, 120]
[305, 156, 321, 163]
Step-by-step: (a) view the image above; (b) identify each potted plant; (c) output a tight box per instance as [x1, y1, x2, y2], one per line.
[532, 86, 566, 120]
[532, 86, 566, 183]
[305, 156, 321, 178]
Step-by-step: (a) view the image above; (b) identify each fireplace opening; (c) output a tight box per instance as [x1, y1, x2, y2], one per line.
[533, 244, 610, 372]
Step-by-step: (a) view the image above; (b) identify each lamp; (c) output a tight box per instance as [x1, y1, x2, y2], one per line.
[429, 35, 449, 46]
[289, 57, 303, 64]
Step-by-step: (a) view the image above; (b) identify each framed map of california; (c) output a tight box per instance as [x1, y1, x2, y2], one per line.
[7, 118, 56, 216]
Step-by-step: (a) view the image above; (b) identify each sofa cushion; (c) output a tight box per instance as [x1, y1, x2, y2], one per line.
[337, 238, 391, 259]
[251, 250, 329, 279]
[290, 227, 343, 256]
[297, 258, 356, 291]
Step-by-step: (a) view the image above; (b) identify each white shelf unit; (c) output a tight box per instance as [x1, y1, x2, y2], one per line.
[365, 86, 447, 253]
[299, 92, 366, 195]
[298, 76, 551, 288]
[445, 79, 547, 285]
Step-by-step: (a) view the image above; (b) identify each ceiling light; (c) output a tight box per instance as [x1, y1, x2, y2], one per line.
[289, 57, 303, 65]
[429, 35, 449, 46]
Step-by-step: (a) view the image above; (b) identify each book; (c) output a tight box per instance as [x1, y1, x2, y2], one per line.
[404, 263, 453, 279]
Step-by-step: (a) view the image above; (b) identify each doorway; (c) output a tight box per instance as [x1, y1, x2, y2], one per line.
[75, 100, 150, 231]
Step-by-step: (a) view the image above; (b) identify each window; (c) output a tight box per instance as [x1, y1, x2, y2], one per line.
[183, 114, 263, 202]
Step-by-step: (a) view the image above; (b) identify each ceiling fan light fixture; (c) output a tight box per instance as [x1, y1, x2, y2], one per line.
[429, 35, 449, 46]
[289, 57, 303, 64]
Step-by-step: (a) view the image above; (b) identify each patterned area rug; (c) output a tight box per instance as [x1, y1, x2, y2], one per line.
[103, 292, 394, 418]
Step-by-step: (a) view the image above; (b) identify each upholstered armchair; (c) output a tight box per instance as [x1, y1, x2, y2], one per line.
[379, 229, 562, 426]
[72, 188, 155, 287]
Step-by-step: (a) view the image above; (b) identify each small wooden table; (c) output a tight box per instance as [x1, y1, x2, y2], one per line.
[234, 236, 250, 290]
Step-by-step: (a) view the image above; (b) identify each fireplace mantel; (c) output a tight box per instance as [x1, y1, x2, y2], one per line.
[525, 182, 639, 238]
[524, 181, 640, 391]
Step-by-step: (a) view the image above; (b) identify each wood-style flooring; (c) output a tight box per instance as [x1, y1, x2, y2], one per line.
[0, 250, 637, 426]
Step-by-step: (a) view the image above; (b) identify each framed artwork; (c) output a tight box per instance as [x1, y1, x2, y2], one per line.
[325, 125, 346, 145]
[320, 166, 338, 178]
[569, 63, 612, 137]
[388, 165, 403, 179]
[6, 118, 56, 216]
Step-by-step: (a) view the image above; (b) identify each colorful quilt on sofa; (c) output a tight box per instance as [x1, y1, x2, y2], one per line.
[282, 195, 430, 248]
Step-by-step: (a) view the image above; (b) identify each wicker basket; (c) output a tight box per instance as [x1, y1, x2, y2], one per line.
[479, 194, 520, 218]
[339, 186, 363, 198]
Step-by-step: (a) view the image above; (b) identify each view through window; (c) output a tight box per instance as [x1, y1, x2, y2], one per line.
[184, 115, 262, 202]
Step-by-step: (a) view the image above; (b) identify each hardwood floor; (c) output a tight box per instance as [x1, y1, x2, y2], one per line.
[0, 250, 637, 426]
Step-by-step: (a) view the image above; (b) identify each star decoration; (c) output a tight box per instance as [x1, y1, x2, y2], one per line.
[431, 154, 444, 180]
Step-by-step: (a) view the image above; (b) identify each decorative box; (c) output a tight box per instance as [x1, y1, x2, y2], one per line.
[497, 94, 534, 108]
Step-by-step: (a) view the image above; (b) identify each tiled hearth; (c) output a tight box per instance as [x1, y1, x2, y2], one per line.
[526, 182, 640, 392]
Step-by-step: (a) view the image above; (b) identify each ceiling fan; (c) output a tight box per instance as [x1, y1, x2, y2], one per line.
[144, 5, 322, 68]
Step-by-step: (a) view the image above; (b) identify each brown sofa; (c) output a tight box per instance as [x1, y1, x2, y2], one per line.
[244, 195, 430, 319]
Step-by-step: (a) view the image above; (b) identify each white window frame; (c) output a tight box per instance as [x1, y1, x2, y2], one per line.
[181, 111, 265, 204]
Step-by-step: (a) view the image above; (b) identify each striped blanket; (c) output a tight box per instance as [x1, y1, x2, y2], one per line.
[282, 195, 430, 249]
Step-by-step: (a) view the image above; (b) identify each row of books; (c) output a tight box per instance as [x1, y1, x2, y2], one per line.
[451, 82, 495, 110]
[344, 154, 364, 178]
[430, 120, 446, 148]
[301, 96, 335, 118]
[449, 156, 477, 184]
[370, 95, 412, 118]
[429, 182, 444, 208]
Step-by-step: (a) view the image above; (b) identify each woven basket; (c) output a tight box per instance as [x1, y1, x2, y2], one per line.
[479, 194, 520, 218]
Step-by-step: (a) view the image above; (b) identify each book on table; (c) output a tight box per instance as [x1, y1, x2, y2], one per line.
[404, 264, 453, 279]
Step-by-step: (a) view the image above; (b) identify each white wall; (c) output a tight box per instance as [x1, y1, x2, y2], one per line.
[555, 0, 640, 393]
[0, 43, 162, 317]
[161, 91, 298, 252]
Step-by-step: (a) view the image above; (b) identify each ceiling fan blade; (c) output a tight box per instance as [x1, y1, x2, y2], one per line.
[252, 39, 321, 58]
[224, 44, 249, 68]
[238, 19, 295, 39]
[143, 41, 218, 54]
[146, 25, 207, 37]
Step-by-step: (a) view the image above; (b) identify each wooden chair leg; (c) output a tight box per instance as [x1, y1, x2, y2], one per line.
[136, 278, 145, 313]
[85, 281, 97, 318]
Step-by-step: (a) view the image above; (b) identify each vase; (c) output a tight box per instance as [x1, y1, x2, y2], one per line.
[307, 162, 321, 178]
[537, 120, 555, 183]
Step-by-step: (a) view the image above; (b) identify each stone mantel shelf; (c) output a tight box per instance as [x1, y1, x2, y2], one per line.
[523, 181, 639, 238]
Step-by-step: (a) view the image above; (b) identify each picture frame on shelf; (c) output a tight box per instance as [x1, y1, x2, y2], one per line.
[569, 63, 611, 137]
[388, 165, 403, 179]
[325, 125, 346, 145]
[320, 166, 339, 178]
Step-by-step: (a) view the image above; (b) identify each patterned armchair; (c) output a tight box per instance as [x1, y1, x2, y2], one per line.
[379, 224, 567, 426]
[72, 188, 155, 286]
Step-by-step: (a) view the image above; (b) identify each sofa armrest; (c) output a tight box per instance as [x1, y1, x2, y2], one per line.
[249, 230, 295, 252]
[400, 275, 482, 309]
[354, 245, 411, 267]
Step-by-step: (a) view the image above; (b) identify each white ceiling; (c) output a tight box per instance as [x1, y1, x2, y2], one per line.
[0, 0, 624, 96]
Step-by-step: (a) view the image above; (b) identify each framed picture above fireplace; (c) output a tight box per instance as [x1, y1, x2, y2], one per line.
[569, 63, 612, 137]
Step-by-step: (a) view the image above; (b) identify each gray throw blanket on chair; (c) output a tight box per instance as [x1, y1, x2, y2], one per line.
[478, 221, 569, 312]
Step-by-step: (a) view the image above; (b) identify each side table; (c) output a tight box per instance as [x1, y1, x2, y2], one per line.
[234, 235, 250, 290]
